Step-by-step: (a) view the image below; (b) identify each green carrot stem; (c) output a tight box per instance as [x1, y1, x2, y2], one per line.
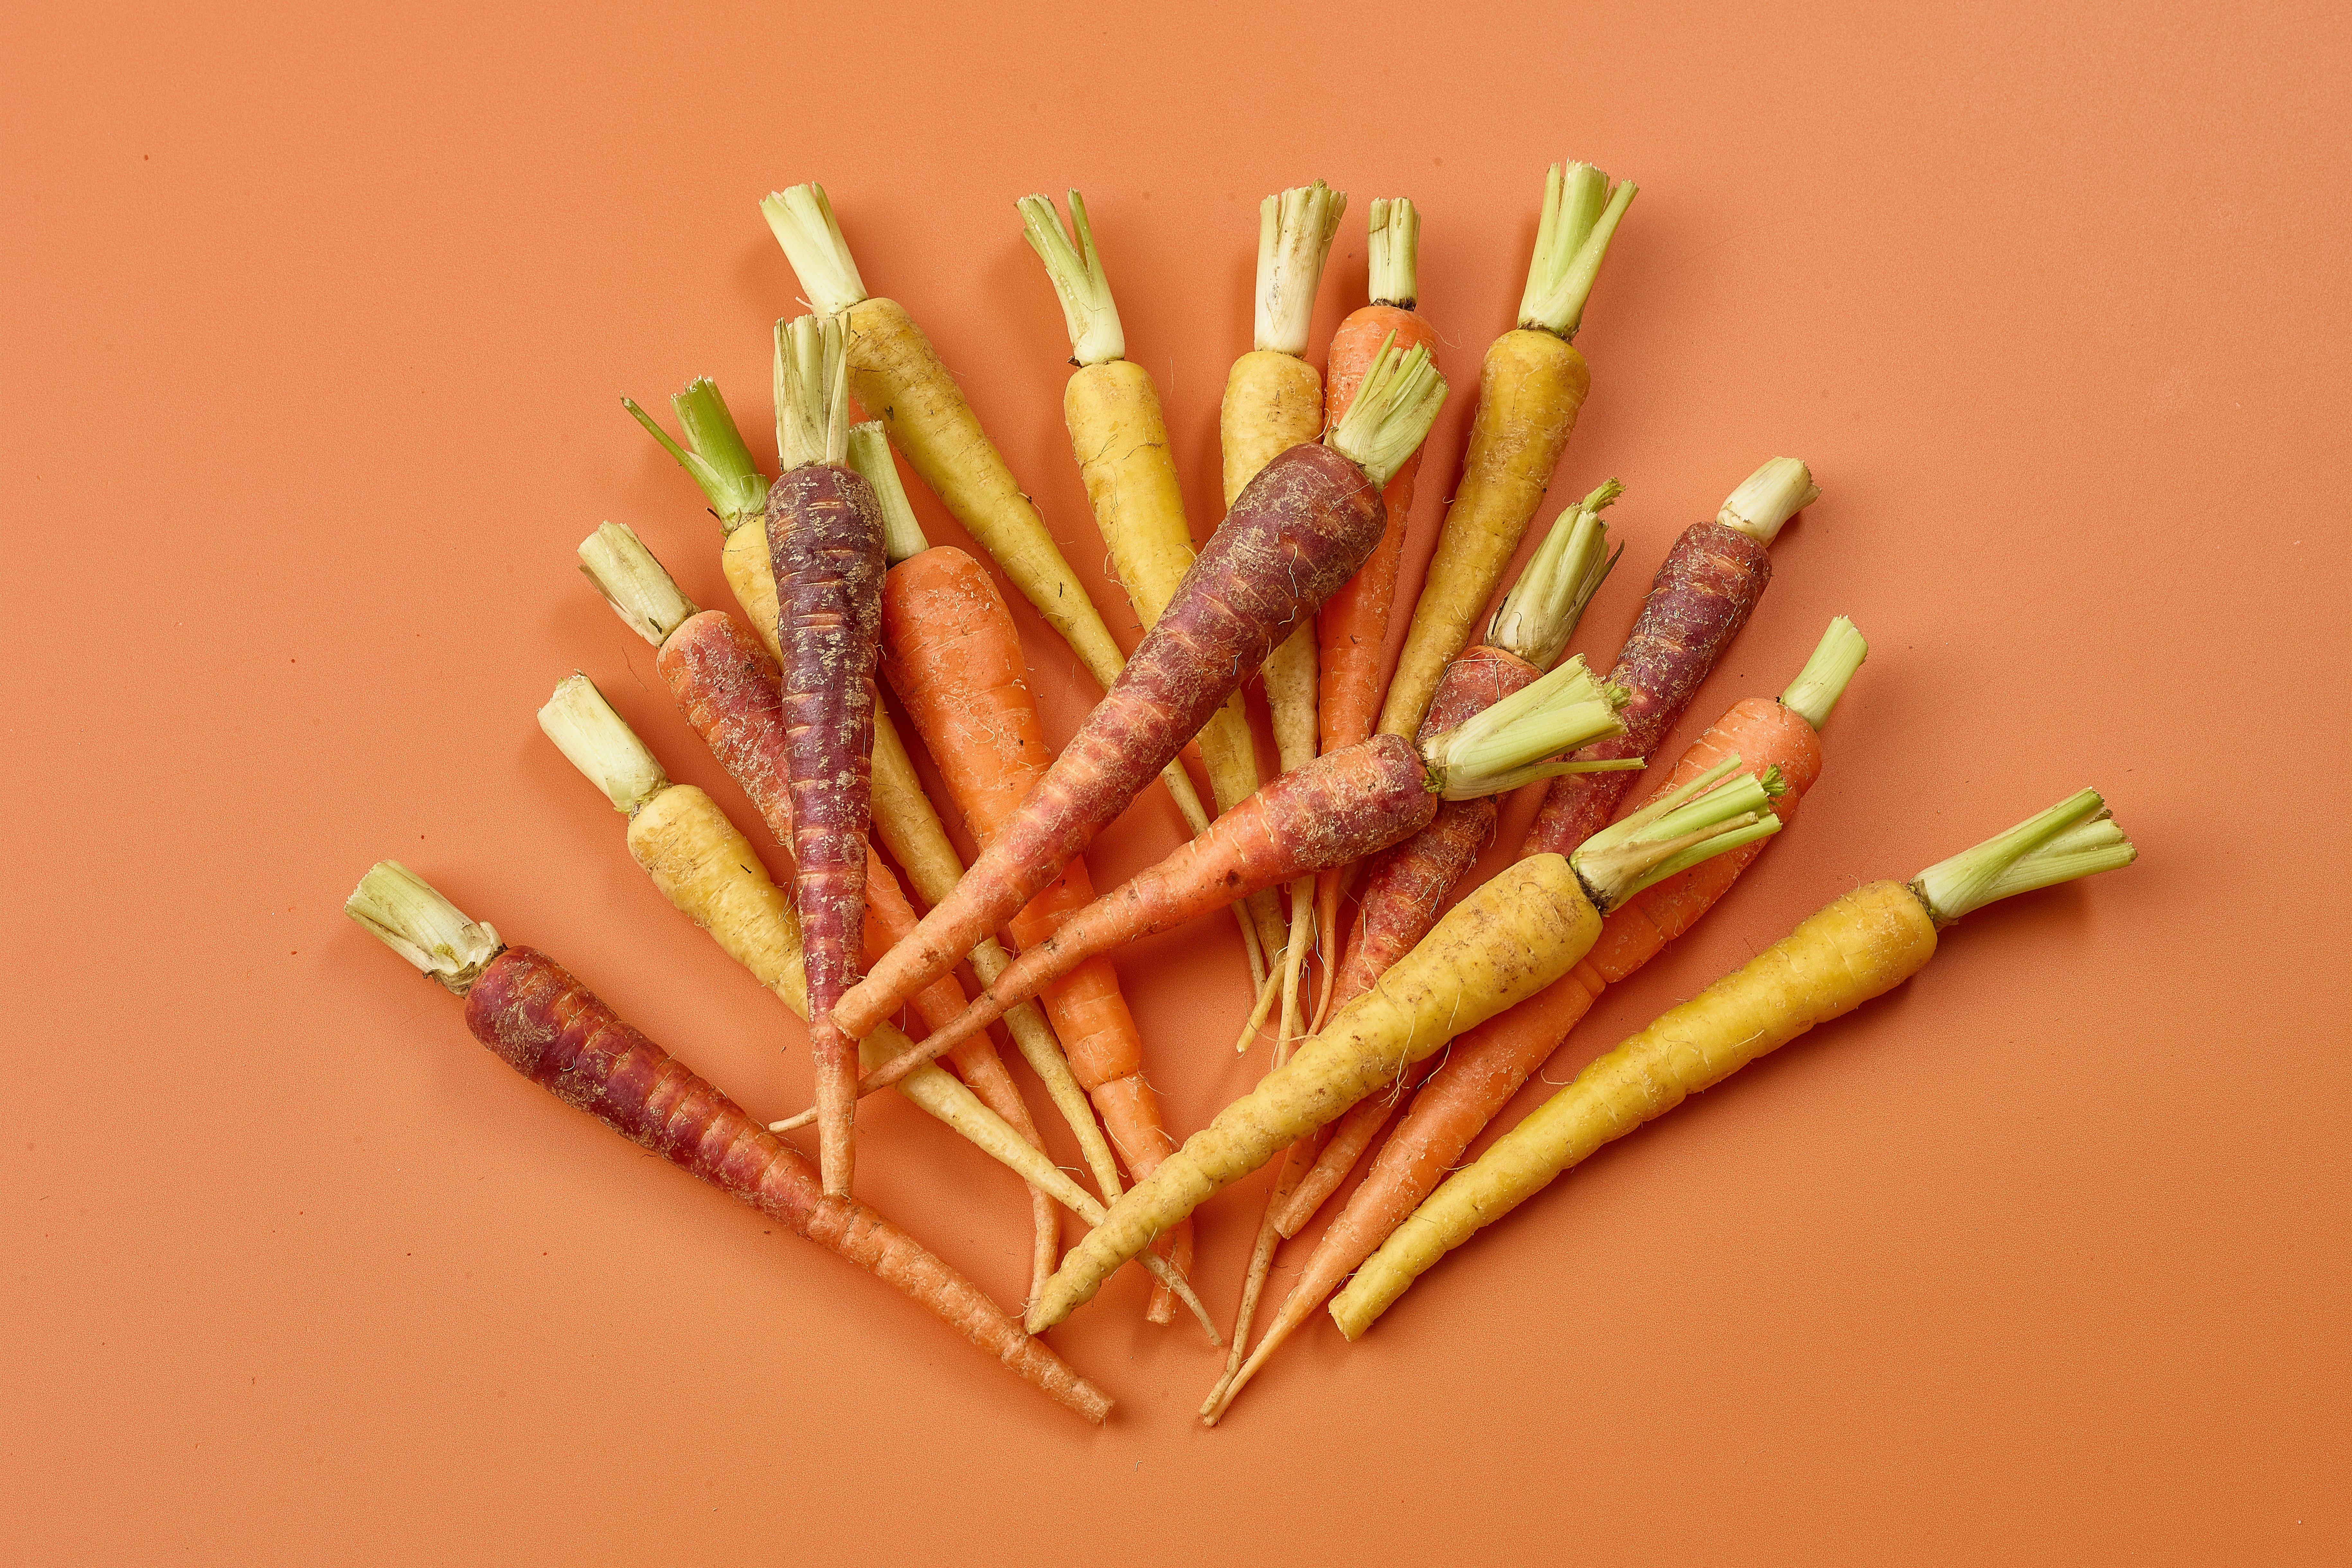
[1487, 479, 1625, 670]
[1517, 161, 1637, 339]
[1326, 338, 1446, 487]
[759, 183, 871, 317]
[846, 421, 929, 564]
[774, 314, 851, 471]
[1780, 617, 1868, 731]
[1255, 179, 1347, 355]
[578, 522, 698, 648]
[1571, 755, 1786, 911]
[346, 860, 503, 995]
[1910, 789, 2135, 924]
[1366, 197, 1421, 309]
[1018, 190, 1125, 367]
[1423, 656, 1631, 797]
[538, 673, 666, 815]
[623, 378, 769, 530]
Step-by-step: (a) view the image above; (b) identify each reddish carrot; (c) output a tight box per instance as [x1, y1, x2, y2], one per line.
[1520, 457, 1817, 861]
[836, 340, 1448, 1046]
[873, 536, 1199, 1320]
[344, 863, 1110, 1421]
[1205, 619, 1865, 1419]
[577, 522, 1062, 1298]
[852, 653, 1632, 1087]
[764, 314, 886, 1195]
[1311, 197, 1441, 1023]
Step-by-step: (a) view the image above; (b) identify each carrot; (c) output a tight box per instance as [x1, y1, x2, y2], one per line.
[853, 654, 1635, 1088]
[344, 862, 1113, 1419]
[857, 449, 1200, 1324]
[1377, 163, 1634, 742]
[1024, 759, 1786, 1331]
[760, 183, 1216, 842]
[577, 521, 1060, 1302]
[1310, 197, 1442, 1024]
[1207, 618, 1866, 1419]
[1018, 189, 1273, 988]
[1222, 179, 1350, 1043]
[760, 314, 886, 1195]
[532, 675, 1216, 1336]
[838, 339, 1448, 1049]
[1332, 786, 2137, 1335]
[627, 382, 1129, 1216]
[1521, 456, 1818, 860]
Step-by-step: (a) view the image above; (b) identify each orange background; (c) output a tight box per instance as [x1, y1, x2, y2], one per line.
[5, 1, 2346, 1561]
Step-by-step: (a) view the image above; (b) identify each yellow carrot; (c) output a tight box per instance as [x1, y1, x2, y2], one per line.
[761, 183, 1214, 841]
[1025, 760, 1786, 1331]
[1332, 788, 2137, 1336]
[534, 674, 1217, 1336]
[1378, 161, 1635, 741]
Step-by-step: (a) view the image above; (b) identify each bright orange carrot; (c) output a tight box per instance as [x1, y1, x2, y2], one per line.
[1204, 619, 1866, 1420]
[877, 527, 1197, 1322]
[1311, 197, 1441, 1023]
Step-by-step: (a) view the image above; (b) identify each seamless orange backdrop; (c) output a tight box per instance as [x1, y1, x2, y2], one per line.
[4, 2, 2346, 1563]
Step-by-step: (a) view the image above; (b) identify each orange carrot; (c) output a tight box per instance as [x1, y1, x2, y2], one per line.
[1311, 197, 1441, 1023]
[876, 529, 1197, 1322]
[1204, 619, 1866, 1419]
[345, 864, 1109, 1421]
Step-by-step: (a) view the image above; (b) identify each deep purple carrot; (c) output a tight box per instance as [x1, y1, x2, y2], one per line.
[343, 863, 1110, 1421]
[1521, 458, 1817, 860]
[767, 313, 886, 1196]
[835, 339, 1450, 1043]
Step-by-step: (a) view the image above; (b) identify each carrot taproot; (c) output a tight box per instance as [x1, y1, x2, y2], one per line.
[344, 863, 1113, 1419]
[1332, 786, 2136, 1335]
[1025, 761, 1786, 1331]
[577, 521, 1060, 1301]
[1207, 618, 1866, 1418]
[1378, 161, 1636, 741]
[1222, 179, 1350, 1042]
[628, 383, 1127, 1212]
[761, 182, 1216, 842]
[1018, 189, 1273, 988]
[1310, 196, 1442, 1024]
[851, 653, 1634, 1088]
[532, 676, 1216, 1335]
[1521, 456, 1818, 860]
[838, 340, 1448, 1049]
[859, 462, 1200, 1324]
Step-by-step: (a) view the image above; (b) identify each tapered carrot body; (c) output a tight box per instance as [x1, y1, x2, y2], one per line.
[878, 544, 1195, 1312]
[767, 459, 885, 1193]
[1522, 519, 1773, 858]
[459, 944, 1109, 1419]
[840, 441, 1388, 1042]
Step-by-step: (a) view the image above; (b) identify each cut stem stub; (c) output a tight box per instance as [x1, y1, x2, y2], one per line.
[1517, 161, 1637, 339]
[1255, 179, 1347, 355]
[774, 313, 851, 471]
[624, 378, 769, 530]
[760, 183, 871, 318]
[1366, 197, 1421, 309]
[1911, 788, 2135, 924]
[846, 421, 930, 565]
[1326, 336, 1447, 488]
[538, 673, 668, 815]
[1780, 616, 1868, 731]
[346, 861, 503, 995]
[1019, 190, 1125, 367]
[1487, 479, 1625, 670]
[1717, 457, 1820, 545]
[1571, 756, 1786, 911]
[1422, 655, 1634, 798]
[578, 521, 697, 648]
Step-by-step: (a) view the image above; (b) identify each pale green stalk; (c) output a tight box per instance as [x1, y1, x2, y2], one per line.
[1327, 338, 1447, 487]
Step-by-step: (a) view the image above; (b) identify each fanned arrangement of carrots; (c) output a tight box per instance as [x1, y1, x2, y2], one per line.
[347, 163, 2136, 1427]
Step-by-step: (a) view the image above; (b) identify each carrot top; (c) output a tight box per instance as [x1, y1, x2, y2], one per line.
[346, 860, 503, 994]
[1571, 755, 1787, 911]
[1365, 197, 1421, 309]
[1423, 655, 1635, 797]
[538, 674, 667, 815]
[578, 521, 697, 647]
[773, 313, 851, 471]
[1325, 337, 1447, 488]
[623, 377, 769, 530]
[844, 420, 929, 565]
[1486, 480, 1624, 669]
[1716, 456, 1821, 544]
[1911, 789, 2135, 924]
[1255, 179, 1347, 355]
[1018, 189, 1124, 368]
[1517, 161, 1637, 339]
[759, 182, 870, 317]
[1781, 615, 1869, 730]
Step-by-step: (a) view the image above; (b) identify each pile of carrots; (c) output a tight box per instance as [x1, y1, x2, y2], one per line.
[347, 165, 2136, 1426]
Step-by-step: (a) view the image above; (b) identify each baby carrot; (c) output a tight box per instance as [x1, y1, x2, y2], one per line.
[1333, 786, 2135, 1335]
[345, 862, 1112, 1420]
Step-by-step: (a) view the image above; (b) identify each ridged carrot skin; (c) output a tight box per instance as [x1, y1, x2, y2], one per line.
[767, 461, 886, 1193]
[461, 945, 1109, 1421]
[655, 607, 1060, 1292]
[1522, 520, 1771, 858]
[840, 441, 1386, 1042]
